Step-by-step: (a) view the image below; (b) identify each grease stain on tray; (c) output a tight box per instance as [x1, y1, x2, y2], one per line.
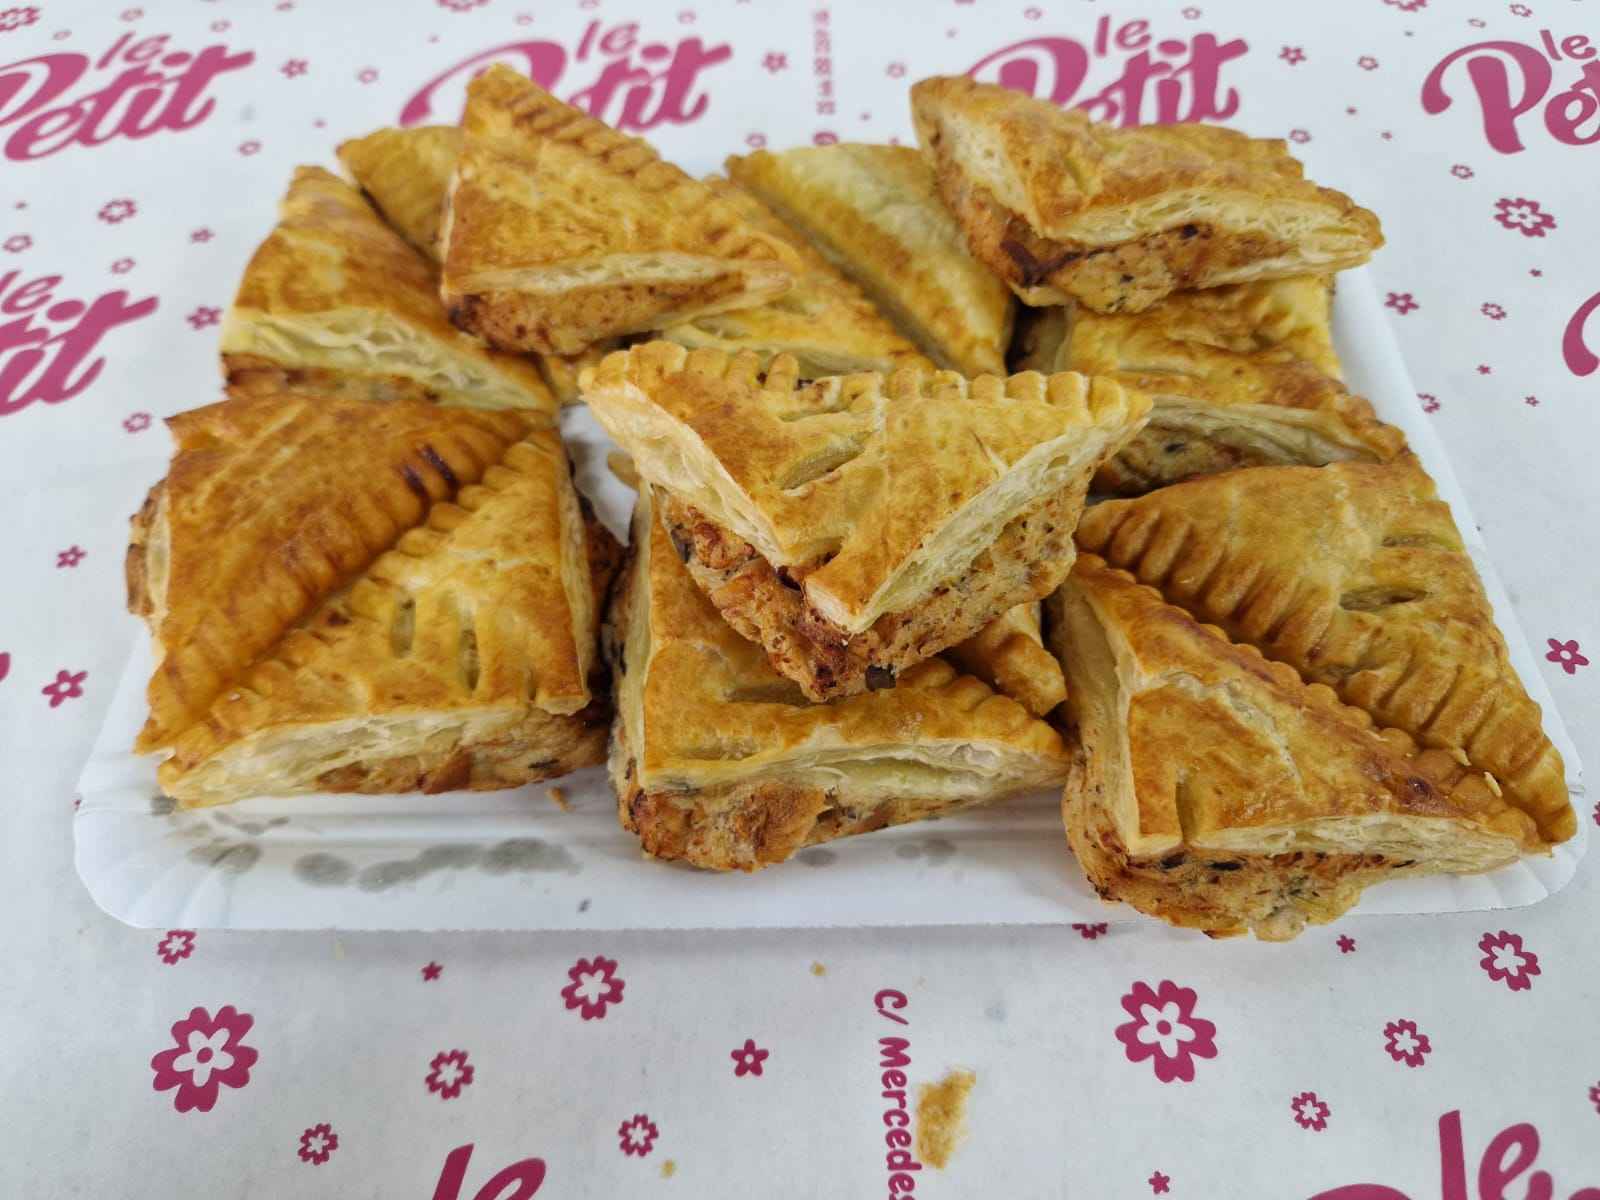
[481, 837, 578, 875]
[895, 837, 956, 865]
[294, 853, 356, 887]
[358, 844, 484, 891]
[186, 839, 262, 875]
[149, 793, 176, 816]
[915, 1068, 975, 1169]
[797, 848, 837, 867]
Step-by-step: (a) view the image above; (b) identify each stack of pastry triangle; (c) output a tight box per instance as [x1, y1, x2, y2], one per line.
[128, 386, 619, 807]
[584, 341, 1151, 702]
[221, 165, 556, 417]
[440, 65, 793, 355]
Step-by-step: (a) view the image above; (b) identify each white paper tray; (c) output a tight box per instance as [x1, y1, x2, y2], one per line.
[73, 270, 1586, 930]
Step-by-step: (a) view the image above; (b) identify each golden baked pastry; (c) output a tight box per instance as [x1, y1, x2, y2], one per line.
[607, 487, 1071, 869]
[1013, 295, 1401, 496]
[944, 603, 1066, 717]
[1050, 555, 1539, 940]
[1075, 460, 1573, 843]
[911, 76, 1383, 313]
[726, 143, 1013, 377]
[661, 177, 931, 377]
[157, 427, 617, 807]
[126, 388, 537, 753]
[583, 341, 1150, 701]
[221, 166, 556, 416]
[337, 125, 461, 260]
[440, 65, 792, 356]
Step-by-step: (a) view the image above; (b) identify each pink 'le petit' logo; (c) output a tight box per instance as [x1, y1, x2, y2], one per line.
[1422, 27, 1600, 154]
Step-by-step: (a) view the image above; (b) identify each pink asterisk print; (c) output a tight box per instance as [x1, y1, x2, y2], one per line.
[1385, 291, 1419, 315]
[1291, 1091, 1331, 1131]
[276, 1, 295, 9]
[1509, 2, 1532, 14]
[1419, 393, 1440, 413]
[1481, 302, 1506, 320]
[516, 11, 533, 23]
[1149, 1171, 1171, 1194]
[1115, 980, 1218, 1083]
[562, 955, 625, 1019]
[357, 67, 379, 84]
[157, 930, 196, 964]
[745, 132, 767, 149]
[298, 1123, 338, 1165]
[1182, 5, 1202, 17]
[1546, 638, 1588, 674]
[0, 652, 9, 683]
[0, 7, 40, 34]
[1589, 1082, 1600, 1113]
[123, 411, 152, 433]
[210, 19, 230, 32]
[814, 131, 839, 146]
[1073, 922, 1109, 940]
[678, 9, 696, 22]
[1384, 0, 1426, 10]
[1358, 55, 1379, 70]
[280, 58, 308, 78]
[149, 1006, 258, 1113]
[187, 306, 221, 330]
[190, 227, 213, 243]
[438, 0, 488, 9]
[42, 669, 86, 708]
[1452, 163, 1474, 179]
[97, 198, 137, 224]
[730, 1039, 769, 1077]
[425, 1049, 474, 1099]
[421, 961, 442, 981]
[1280, 46, 1306, 65]
[1024, 4, 1042, 16]
[1337, 934, 1357, 953]
[111, 257, 135, 274]
[1476, 364, 1492, 375]
[1469, 16, 1487, 26]
[1530, 268, 1542, 277]
[1383, 1018, 1432, 1067]
[3, 233, 31, 253]
[1478, 930, 1540, 991]
[238, 139, 261, 156]
[762, 51, 787, 73]
[56, 545, 85, 568]
[618, 1113, 659, 1157]
[887, 61, 907, 78]
[1495, 197, 1556, 237]
[120, 7, 143, 20]
[1289, 129, 1311, 144]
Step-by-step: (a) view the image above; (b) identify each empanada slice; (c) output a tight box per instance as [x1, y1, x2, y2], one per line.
[583, 342, 1150, 701]
[440, 65, 792, 356]
[607, 488, 1070, 869]
[660, 177, 930, 377]
[944, 603, 1066, 717]
[912, 76, 1383, 313]
[1050, 556, 1539, 940]
[221, 166, 556, 416]
[126, 388, 535, 752]
[160, 429, 618, 807]
[1075, 461, 1573, 842]
[725, 143, 1013, 377]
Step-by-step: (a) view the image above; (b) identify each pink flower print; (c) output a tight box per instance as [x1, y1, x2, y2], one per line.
[357, 67, 379, 84]
[123, 411, 152, 433]
[1476, 364, 1492, 375]
[1114, 980, 1218, 1083]
[1385, 291, 1419, 315]
[762, 52, 787, 73]
[1024, 5, 1042, 17]
[562, 955, 625, 1019]
[1546, 639, 1588, 674]
[1469, 16, 1487, 26]
[1509, 2, 1532, 15]
[439, 0, 488, 8]
[1384, 0, 1426, 9]
[1530, 268, 1543, 276]
[887, 61, 907, 78]
[1481, 301, 1506, 319]
[149, 1006, 258, 1113]
[1525, 394, 1539, 407]
[298, 1123, 338, 1165]
[1280, 47, 1307, 66]
[120, 7, 143, 20]
[1495, 197, 1556, 237]
[1383, 1018, 1431, 1067]
[1289, 129, 1311, 144]
[1291, 1091, 1331, 1131]
[618, 1113, 659, 1157]
[42, 669, 86, 707]
[111, 257, 135, 274]
[814, 130, 838, 146]
[1149, 1171, 1171, 1194]
[0, 6, 40, 33]
[1478, 930, 1541, 991]
[421, 961, 442, 981]
[210, 19, 230, 31]
[56, 545, 86, 568]
[238, 139, 261, 156]
[190, 227, 213, 243]
[1592, 800, 1599, 827]
[1381, 131, 1394, 141]
[425, 1049, 474, 1099]
[516, 12, 533, 24]
[1073, 922, 1109, 940]
[730, 1039, 769, 1077]
[276, 1, 295, 9]
[157, 930, 196, 964]
[1452, 163, 1474, 179]
[51, 27, 67, 39]
[678, 9, 696, 22]
[745, 132, 767, 149]
[1358, 55, 1379, 70]
[1181, 6, 1202, 18]
[1337, 934, 1357, 953]
[1589, 1082, 1600, 1113]
[1418, 393, 1440, 413]
[281, 58, 308, 79]
[0, 652, 8, 683]
[3, 233, 31, 253]
[97, 198, 137, 224]
[187, 305, 221, 330]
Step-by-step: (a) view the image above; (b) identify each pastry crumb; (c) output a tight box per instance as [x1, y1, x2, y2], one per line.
[915, 1068, 975, 1168]
[546, 785, 569, 811]
[810, 961, 826, 976]
[660, 1159, 676, 1178]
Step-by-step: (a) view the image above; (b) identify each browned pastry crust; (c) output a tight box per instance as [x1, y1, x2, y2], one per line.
[337, 125, 462, 260]
[943, 602, 1066, 717]
[1075, 460, 1573, 842]
[911, 76, 1383, 313]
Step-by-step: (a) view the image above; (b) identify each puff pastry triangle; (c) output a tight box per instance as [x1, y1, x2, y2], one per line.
[126, 387, 536, 752]
[1075, 460, 1572, 842]
[1050, 555, 1539, 940]
[583, 341, 1150, 701]
[912, 76, 1383, 312]
[440, 65, 793, 356]
[158, 428, 617, 807]
[221, 166, 556, 416]
[726, 143, 1013, 377]
[943, 602, 1066, 717]
[607, 487, 1070, 869]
